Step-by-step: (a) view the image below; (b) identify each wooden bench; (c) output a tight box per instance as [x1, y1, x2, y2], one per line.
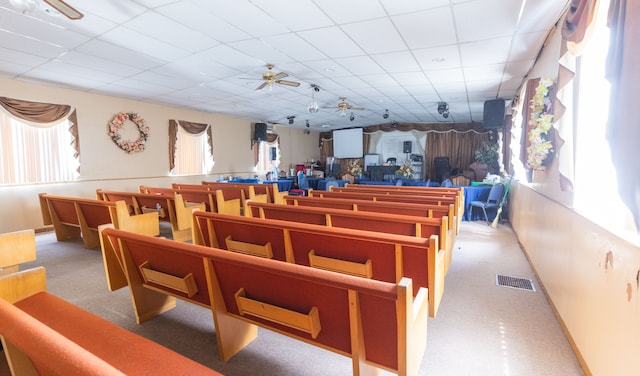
[96, 189, 205, 241]
[192, 211, 444, 318]
[246, 201, 454, 275]
[39, 193, 159, 249]
[283, 195, 456, 235]
[308, 189, 462, 235]
[139, 185, 217, 212]
[201, 181, 285, 204]
[0, 267, 221, 376]
[101, 227, 429, 375]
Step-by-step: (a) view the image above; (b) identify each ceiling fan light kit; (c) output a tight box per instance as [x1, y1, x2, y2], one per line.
[10, 0, 84, 19]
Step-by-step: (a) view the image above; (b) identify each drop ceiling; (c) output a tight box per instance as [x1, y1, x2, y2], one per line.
[0, 0, 569, 130]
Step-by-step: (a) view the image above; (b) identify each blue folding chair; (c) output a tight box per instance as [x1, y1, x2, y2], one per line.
[469, 183, 504, 225]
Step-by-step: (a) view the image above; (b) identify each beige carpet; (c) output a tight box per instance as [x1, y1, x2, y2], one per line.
[5, 221, 584, 375]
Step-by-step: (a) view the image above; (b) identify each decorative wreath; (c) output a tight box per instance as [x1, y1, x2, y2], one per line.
[108, 112, 150, 153]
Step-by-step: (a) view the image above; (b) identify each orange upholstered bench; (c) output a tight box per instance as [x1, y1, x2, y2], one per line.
[101, 228, 429, 376]
[0, 267, 221, 376]
[192, 211, 445, 318]
[38, 193, 159, 249]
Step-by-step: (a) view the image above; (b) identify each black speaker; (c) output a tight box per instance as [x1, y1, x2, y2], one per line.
[269, 147, 277, 161]
[254, 123, 267, 141]
[483, 99, 505, 129]
[403, 141, 412, 153]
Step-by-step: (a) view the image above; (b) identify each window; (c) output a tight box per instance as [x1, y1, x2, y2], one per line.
[0, 112, 78, 185]
[257, 139, 279, 178]
[572, 0, 637, 239]
[171, 125, 214, 175]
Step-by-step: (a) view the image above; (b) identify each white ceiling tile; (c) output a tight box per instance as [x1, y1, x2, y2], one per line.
[191, 0, 289, 38]
[0, 29, 67, 58]
[76, 0, 148, 24]
[454, 0, 523, 43]
[313, 0, 387, 24]
[464, 64, 507, 82]
[380, 0, 449, 15]
[414, 45, 461, 70]
[98, 27, 190, 62]
[371, 51, 422, 73]
[56, 51, 143, 77]
[509, 31, 548, 61]
[75, 39, 164, 70]
[250, 0, 334, 31]
[459, 37, 513, 66]
[393, 7, 457, 49]
[261, 34, 327, 61]
[342, 19, 407, 55]
[336, 56, 386, 76]
[297, 27, 366, 58]
[426, 68, 465, 84]
[123, 12, 219, 53]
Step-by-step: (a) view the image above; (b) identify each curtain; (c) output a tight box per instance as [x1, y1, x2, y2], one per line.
[253, 132, 279, 167]
[605, 0, 640, 230]
[0, 96, 80, 169]
[168, 119, 213, 171]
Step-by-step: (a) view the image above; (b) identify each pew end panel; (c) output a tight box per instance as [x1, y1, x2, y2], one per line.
[0, 229, 36, 277]
[215, 190, 242, 216]
[39, 194, 82, 242]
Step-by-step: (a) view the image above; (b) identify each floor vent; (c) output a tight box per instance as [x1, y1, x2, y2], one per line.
[496, 274, 536, 292]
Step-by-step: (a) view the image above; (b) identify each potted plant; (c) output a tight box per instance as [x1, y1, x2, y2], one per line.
[472, 142, 500, 179]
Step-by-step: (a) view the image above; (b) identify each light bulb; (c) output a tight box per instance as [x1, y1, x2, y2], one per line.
[10, 0, 39, 14]
[308, 101, 318, 113]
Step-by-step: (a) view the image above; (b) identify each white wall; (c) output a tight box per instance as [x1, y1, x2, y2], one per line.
[0, 78, 319, 232]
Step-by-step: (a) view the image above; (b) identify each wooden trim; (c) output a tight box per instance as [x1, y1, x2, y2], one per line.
[308, 250, 372, 278]
[234, 288, 321, 339]
[225, 235, 273, 258]
[139, 261, 198, 297]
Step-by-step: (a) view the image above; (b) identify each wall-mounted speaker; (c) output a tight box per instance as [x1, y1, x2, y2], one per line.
[254, 122, 267, 141]
[403, 141, 412, 153]
[483, 99, 506, 129]
[269, 147, 277, 161]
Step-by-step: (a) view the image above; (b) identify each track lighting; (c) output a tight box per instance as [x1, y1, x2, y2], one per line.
[349, 112, 355, 122]
[437, 102, 450, 119]
[306, 120, 310, 128]
[383, 109, 389, 119]
[287, 116, 295, 125]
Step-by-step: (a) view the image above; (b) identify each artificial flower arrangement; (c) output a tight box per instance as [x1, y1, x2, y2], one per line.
[526, 78, 554, 169]
[396, 160, 414, 179]
[348, 160, 363, 176]
[108, 112, 150, 154]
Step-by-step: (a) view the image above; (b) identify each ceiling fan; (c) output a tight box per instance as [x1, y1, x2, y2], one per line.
[324, 97, 365, 115]
[9, 0, 84, 20]
[250, 64, 300, 91]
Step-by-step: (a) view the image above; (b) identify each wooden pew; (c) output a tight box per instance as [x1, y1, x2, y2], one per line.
[0, 267, 221, 376]
[96, 189, 205, 241]
[201, 181, 285, 204]
[192, 211, 444, 318]
[283, 195, 456, 235]
[139, 185, 217, 212]
[338, 184, 465, 231]
[246, 201, 454, 275]
[101, 227, 429, 375]
[39, 193, 159, 249]
[308, 189, 461, 235]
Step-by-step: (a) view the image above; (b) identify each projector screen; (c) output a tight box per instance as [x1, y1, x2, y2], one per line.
[333, 128, 363, 159]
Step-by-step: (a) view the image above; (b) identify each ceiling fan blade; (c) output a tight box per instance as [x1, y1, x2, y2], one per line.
[273, 72, 288, 80]
[43, 0, 83, 20]
[275, 80, 300, 87]
[349, 106, 365, 111]
[256, 82, 268, 90]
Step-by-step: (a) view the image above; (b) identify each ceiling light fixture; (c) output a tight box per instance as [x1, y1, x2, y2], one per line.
[287, 116, 295, 125]
[308, 84, 320, 113]
[437, 102, 450, 119]
[349, 112, 355, 122]
[383, 109, 389, 119]
[306, 120, 310, 128]
[10, 0, 39, 14]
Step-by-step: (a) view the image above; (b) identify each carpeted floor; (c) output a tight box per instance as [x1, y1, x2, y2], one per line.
[4, 221, 584, 375]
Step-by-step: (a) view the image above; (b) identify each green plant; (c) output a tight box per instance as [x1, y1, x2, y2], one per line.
[474, 141, 500, 174]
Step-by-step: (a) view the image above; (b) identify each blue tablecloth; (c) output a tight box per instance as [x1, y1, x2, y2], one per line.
[317, 179, 348, 190]
[461, 185, 493, 221]
[264, 179, 293, 192]
[305, 177, 323, 190]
